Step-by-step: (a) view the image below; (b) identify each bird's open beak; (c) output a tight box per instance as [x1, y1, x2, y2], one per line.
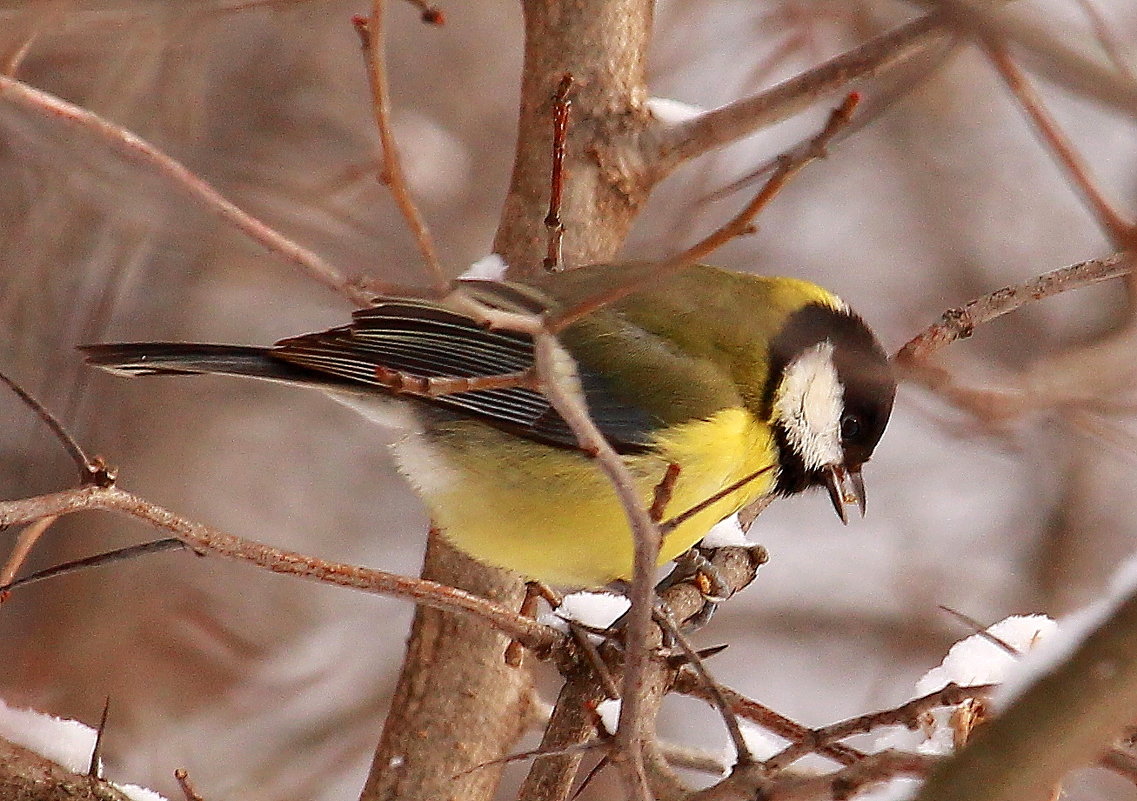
[824, 464, 866, 525]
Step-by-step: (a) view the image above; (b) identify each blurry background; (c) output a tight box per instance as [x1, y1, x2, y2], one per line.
[1, 1, 1136, 798]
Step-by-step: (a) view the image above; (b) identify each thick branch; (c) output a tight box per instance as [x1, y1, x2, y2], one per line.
[0, 738, 136, 801]
[367, 3, 656, 800]
[917, 584, 1137, 801]
[546, 94, 861, 332]
[361, 536, 532, 801]
[645, 11, 947, 177]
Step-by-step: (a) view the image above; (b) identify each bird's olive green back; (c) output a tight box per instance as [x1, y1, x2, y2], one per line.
[535, 263, 844, 425]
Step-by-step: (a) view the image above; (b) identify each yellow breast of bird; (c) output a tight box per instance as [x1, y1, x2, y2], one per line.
[391, 407, 777, 587]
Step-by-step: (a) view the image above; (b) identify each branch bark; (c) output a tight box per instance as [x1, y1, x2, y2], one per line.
[494, 0, 656, 278]
[519, 546, 765, 800]
[0, 486, 559, 650]
[894, 251, 1134, 365]
[360, 535, 534, 801]
[0, 739, 135, 801]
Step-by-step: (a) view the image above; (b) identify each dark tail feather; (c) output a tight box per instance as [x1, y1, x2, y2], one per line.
[79, 343, 325, 384]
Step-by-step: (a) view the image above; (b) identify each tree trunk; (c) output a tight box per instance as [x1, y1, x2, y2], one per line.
[360, 2, 655, 799]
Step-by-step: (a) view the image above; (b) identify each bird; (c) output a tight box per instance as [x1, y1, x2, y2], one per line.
[81, 261, 896, 588]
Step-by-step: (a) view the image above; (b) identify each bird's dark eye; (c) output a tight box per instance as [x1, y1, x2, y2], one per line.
[840, 413, 861, 441]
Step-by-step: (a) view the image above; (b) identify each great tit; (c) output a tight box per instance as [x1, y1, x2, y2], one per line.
[82, 262, 895, 587]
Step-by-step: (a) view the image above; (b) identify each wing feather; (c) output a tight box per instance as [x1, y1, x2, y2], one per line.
[270, 293, 658, 451]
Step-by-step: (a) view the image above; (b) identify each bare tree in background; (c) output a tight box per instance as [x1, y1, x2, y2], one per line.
[3, 1, 1137, 800]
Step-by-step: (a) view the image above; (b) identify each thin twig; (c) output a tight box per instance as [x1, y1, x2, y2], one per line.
[649, 463, 681, 523]
[543, 74, 573, 272]
[660, 466, 774, 535]
[354, 5, 448, 293]
[88, 698, 110, 777]
[1102, 747, 1137, 785]
[0, 368, 113, 588]
[2, 7, 51, 77]
[895, 251, 1134, 365]
[0, 366, 95, 482]
[1071, 0, 1137, 83]
[738, 494, 774, 533]
[984, 44, 1135, 251]
[674, 677, 864, 767]
[373, 365, 538, 396]
[791, 751, 936, 798]
[398, 0, 445, 25]
[0, 485, 561, 652]
[451, 738, 603, 777]
[0, 516, 58, 590]
[174, 768, 207, 801]
[937, 605, 1019, 656]
[440, 290, 545, 335]
[985, 38, 1137, 311]
[514, 675, 603, 800]
[678, 92, 860, 263]
[1068, 410, 1137, 466]
[530, 332, 657, 801]
[547, 93, 861, 333]
[569, 751, 612, 800]
[519, 544, 764, 800]
[0, 74, 372, 305]
[568, 624, 622, 701]
[928, 0, 1137, 118]
[0, 538, 187, 593]
[764, 683, 996, 771]
[654, 608, 753, 766]
[505, 583, 544, 667]
[710, 37, 959, 200]
[656, 741, 727, 776]
[689, 751, 936, 801]
[914, 575, 1137, 801]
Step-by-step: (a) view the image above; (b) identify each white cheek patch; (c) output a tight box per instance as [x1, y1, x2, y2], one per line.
[773, 342, 844, 471]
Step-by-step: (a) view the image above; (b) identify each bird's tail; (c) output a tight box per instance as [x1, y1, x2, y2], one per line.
[82, 342, 419, 431]
[79, 343, 327, 385]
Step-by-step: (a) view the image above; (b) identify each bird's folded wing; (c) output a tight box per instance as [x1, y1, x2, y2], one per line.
[271, 290, 660, 453]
